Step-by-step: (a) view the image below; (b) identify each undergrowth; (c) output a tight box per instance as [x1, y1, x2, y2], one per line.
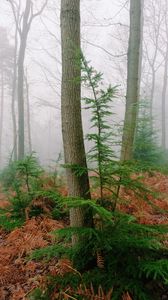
[80, 56, 154, 211]
[0, 153, 66, 230]
[0, 61, 167, 300]
[134, 99, 168, 173]
[29, 60, 168, 299]
[30, 198, 168, 300]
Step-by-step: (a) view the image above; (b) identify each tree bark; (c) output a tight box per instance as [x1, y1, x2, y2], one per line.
[25, 73, 32, 154]
[60, 0, 91, 229]
[138, 0, 144, 90]
[0, 71, 4, 167]
[9, 0, 48, 160]
[17, 0, 31, 160]
[121, 0, 142, 161]
[161, 2, 168, 150]
[161, 48, 168, 149]
[143, 0, 163, 120]
[11, 24, 18, 161]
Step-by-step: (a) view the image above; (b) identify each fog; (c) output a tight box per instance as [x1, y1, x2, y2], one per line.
[0, 0, 167, 169]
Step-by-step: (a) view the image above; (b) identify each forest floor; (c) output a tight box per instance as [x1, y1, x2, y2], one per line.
[119, 172, 168, 225]
[0, 172, 168, 300]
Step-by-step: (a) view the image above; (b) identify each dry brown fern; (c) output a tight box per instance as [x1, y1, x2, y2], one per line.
[75, 284, 113, 300]
[96, 251, 104, 269]
[49, 258, 75, 277]
[7, 229, 48, 257]
[39, 216, 64, 232]
[0, 265, 25, 287]
[25, 196, 55, 220]
[0, 247, 16, 264]
[6, 217, 64, 258]
[0, 288, 6, 300]
[0, 217, 65, 299]
[122, 291, 133, 300]
[11, 287, 26, 300]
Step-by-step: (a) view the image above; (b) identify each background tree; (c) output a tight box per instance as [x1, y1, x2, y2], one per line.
[159, 0, 168, 149]
[133, 99, 160, 165]
[144, 1, 163, 115]
[121, 0, 143, 161]
[24, 70, 32, 154]
[10, 0, 21, 161]
[11, 21, 18, 161]
[61, 0, 91, 230]
[0, 28, 14, 166]
[8, 0, 48, 160]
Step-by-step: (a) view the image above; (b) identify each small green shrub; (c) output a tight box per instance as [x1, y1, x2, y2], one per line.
[0, 153, 43, 192]
[28, 288, 49, 300]
[0, 214, 24, 231]
[80, 57, 152, 210]
[133, 99, 168, 173]
[0, 154, 66, 222]
[0, 153, 43, 219]
[31, 198, 168, 300]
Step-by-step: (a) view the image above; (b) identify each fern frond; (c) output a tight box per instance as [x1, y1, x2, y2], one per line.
[140, 259, 168, 283]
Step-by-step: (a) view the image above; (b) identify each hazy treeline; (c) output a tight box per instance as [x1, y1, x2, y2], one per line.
[0, 0, 167, 168]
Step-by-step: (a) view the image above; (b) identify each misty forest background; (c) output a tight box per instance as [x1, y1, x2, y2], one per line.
[0, 0, 168, 167]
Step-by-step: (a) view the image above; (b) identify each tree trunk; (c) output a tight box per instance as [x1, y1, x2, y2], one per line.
[60, 0, 91, 229]
[11, 25, 18, 161]
[121, 0, 142, 161]
[25, 73, 32, 154]
[17, 2, 31, 159]
[138, 0, 144, 89]
[0, 71, 4, 167]
[161, 49, 168, 150]
[161, 2, 168, 150]
[9, 0, 47, 160]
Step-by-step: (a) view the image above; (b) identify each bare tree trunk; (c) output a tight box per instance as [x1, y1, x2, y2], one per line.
[138, 0, 144, 89]
[161, 62, 167, 149]
[61, 0, 91, 229]
[143, 0, 163, 120]
[24, 73, 32, 153]
[17, 0, 31, 160]
[121, 0, 142, 161]
[8, 0, 48, 160]
[11, 25, 18, 161]
[150, 65, 156, 118]
[0, 71, 4, 167]
[160, 1, 168, 150]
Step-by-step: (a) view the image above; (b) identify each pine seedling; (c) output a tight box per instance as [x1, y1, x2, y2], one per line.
[134, 99, 161, 167]
[0, 153, 43, 219]
[81, 54, 118, 204]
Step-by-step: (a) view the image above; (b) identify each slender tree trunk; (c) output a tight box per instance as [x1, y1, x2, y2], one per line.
[0, 71, 4, 167]
[150, 65, 156, 118]
[135, 0, 144, 139]
[17, 0, 31, 160]
[161, 46, 168, 150]
[138, 0, 144, 90]
[121, 0, 142, 161]
[11, 25, 18, 161]
[25, 73, 32, 153]
[9, 0, 47, 160]
[18, 40, 26, 160]
[61, 0, 91, 229]
[161, 2, 168, 150]
[144, 1, 162, 120]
